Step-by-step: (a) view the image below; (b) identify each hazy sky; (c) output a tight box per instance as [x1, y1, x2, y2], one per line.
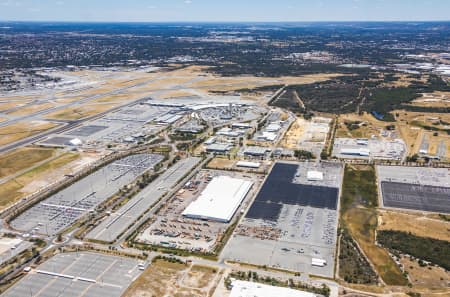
[0, 0, 448, 22]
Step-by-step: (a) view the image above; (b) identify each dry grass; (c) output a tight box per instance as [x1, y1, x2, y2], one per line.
[8, 103, 55, 116]
[207, 158, 235, 170]
[378, 211, 450, 242]
[0, 147, 56, 179]
[343, 207, 407, 286]
[189, 73, 341, 92]
[0, 101, 32, 112]
[395, 110, 450, 158]
[0, 121, 58, 146]
[123, 259, 221, 297]
[45, 104, 117, 120]
[0, 152, 80, 210]
[336, 112, 390, 139]
[400, 256, 450, 289]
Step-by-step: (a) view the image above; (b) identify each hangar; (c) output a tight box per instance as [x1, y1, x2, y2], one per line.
[182, 176, 253, 222]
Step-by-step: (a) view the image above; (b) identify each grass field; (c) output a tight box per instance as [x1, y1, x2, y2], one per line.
[0, 147, 56, 179]
[340, 165, 407, 286]
[0, 152, 79, 210]
[123, 259, 220, 297]
[0, 121, 58, 146]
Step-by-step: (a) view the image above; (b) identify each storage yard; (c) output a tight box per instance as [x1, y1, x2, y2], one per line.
[222, 161, 343, 277]
[10, 154, 163, 236]
[86, 157, 202, 243]
[136, 170, 260, 252]
[333, 137, 407, 160]
[1, 252, 145, 297]
[377, 166, 450, 213]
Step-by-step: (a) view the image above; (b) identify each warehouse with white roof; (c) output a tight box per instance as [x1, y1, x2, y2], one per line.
[182, 176, 253, 223]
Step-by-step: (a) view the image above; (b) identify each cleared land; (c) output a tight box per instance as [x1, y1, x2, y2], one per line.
[0, 152, 80, 211]
[340, 165, 407, 286]
[123, 258, 220, 297]
[336, 112, 391, 139]
[0, 147, 56, 179]
[409, 91, 450, 108]
[0, 121, 58, 146]
[207, 158, 235, 170]
[378, 211, 450, 242]
[395, 110, 450, 159]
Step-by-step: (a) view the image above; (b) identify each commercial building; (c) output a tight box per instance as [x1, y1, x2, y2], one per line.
[229, 280, 316, 297]
[182, 176, 253, 222]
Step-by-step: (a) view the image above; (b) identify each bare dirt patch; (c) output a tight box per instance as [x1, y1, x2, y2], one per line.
[123, 259, 221, 297]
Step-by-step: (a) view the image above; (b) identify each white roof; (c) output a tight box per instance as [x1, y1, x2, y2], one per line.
[182, 176, 253, 222]
[236, 161, 261, 168]
[307, 171, 323, 181]
[69, 138, 82, 146]
[230, 280, 316, 297]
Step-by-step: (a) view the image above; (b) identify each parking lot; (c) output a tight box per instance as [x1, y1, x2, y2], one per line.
[1, 252, 145, 297]
[86, 157, 202, 243]
[222, 161, 343, 277]
[136, 169, 261, 252]
[377, 166, 450, 213]
[10, 154, 163, 236]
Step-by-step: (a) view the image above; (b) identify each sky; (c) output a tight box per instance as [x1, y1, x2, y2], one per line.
[0, 0, 449, 22]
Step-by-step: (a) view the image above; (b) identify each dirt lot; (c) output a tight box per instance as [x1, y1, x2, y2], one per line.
[207, 158, 235, 170]
[0, 147, 56, 179]
[0, 121, 58, 146]
[123, 259, 221, 297]
[378, 211, 450, 242]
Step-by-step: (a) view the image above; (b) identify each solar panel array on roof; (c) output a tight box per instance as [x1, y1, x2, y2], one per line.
[246, 202, 282, 221]
[245, 163, 339, 221]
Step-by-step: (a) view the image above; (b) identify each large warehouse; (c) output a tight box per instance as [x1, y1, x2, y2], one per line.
[182, 176, 253, 222]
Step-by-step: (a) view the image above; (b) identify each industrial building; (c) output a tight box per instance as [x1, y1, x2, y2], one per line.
[182, 176, 253, 222]
[229, 280, 316, 297]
